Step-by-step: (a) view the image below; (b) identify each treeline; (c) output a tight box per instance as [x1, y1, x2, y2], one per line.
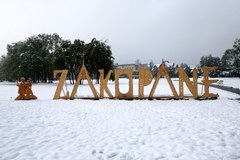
[148, 61, 193, 78]
[200, 39, 240, 77]
[147, 38, 240, 78]
[0, 35, 239, 82]
[0, 33, 114, 83]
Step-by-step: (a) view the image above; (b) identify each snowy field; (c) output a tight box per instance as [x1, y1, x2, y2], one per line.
[0, 78, 240, 160]
[212, 77, 240, 89]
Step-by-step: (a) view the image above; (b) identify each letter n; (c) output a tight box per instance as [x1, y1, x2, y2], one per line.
[177, 68, 198, 98]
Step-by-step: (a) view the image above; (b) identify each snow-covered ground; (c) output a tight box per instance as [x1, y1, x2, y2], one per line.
[0, 78, 240, 160]
[212, 77, 240, 89]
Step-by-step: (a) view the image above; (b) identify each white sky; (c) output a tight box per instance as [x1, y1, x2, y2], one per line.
[0, 0, 240, 65]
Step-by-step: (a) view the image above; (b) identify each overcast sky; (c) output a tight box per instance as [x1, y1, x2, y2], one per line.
[0, 0, 240, 66]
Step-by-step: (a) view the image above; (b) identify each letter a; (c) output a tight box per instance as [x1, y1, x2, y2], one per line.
[70, 64, 99, 100]
[149, 63, 178, 99]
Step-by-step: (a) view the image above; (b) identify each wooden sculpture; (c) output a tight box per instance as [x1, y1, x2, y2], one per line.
[53, 70, 69, 100]
[138, 68, 152, 99]
[70, 64, 99, 100]
[115, 69, 133, 100]
[99, 69, 113, 99]
[201, 67, 219, 99]
[149, 63, 178, 99]
[177, 68, 198, 98]
[15, 77, 37, 100]
[53, 59, 219, 100]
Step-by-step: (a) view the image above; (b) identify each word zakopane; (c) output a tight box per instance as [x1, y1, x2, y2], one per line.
[53, 63, 219, 100]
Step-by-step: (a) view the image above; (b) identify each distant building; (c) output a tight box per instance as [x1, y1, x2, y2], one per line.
[114, 63, 148, 79]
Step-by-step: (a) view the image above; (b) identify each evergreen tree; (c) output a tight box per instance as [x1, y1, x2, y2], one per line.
[200, 54, 221, 67]
[149, 60, 156, 77]
[2, 35, 115, 82]
[180, 63, 192, 77]
[85, 38, 114, 83]
[221, 39, 240, 77]
[4, 33, 63, 82]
